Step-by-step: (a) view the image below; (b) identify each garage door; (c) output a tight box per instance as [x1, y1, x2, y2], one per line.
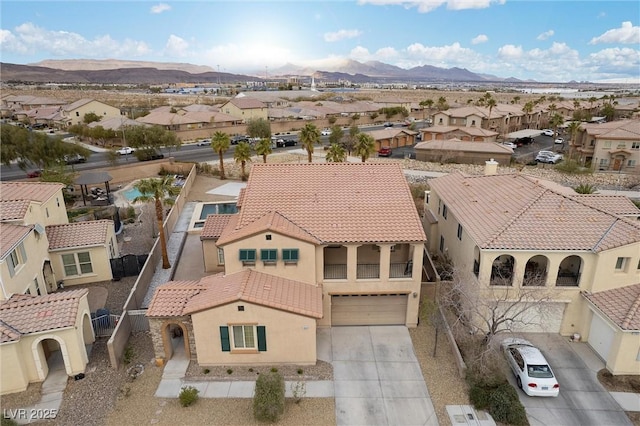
[331, 294, 407, 326]
[588, 313, 615, 362]
[500, 302, 565, 333]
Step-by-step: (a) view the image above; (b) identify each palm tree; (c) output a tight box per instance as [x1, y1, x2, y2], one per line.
[234, 141, 252, 181]
[420, 99, 434, 122]
[487, 98, 497, 119]
[211, 131, 230, 179]
[133, 176, 180, 269]
[299, 123, 320, 163]
[549, 113, 564, 138]
[566, 121, 581, 159]
[325, 143, 346, 162]
[353, 133, 376, 162]
[255, 138, 272, 163]
[436, 96, 448, 111]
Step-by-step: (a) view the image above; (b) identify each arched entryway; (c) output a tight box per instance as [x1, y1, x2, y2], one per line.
[491, 255, 514, 286]
[31, 336, 72, 381]
[524, 255, 549, 286]
[557, 255, 582, 286]
[161, 321, 191, 360]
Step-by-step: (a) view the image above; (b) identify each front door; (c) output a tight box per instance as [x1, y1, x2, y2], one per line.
[613, 158, 622, 171]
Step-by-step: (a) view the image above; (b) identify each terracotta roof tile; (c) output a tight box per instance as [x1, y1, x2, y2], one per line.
[46, 220, 112, 250]
[228, 97, 267, 109]
[0, 289, 88, 342]
[200, 215, 234, 240]
[584, 284, 640, 331]
[0, 200, 30, 221]
[147, 271, 323, 319]
[574, 195, 640, 217]
[146, 280, 205, 317]
[415, 139, 512, 154]
[225, 163, 426, 244]
[184, 270, 323, 318]
[0, 320, 22, 343]
[429, 172, 640, 252]
[0, 182, 64, 203]
[216, 211, 321, 246]
[0, 223, 33, 259]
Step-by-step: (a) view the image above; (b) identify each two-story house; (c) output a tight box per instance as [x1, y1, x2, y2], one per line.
[147, 163, 427, 366]
[220, 96, 268, 123]
[60, 99, 122, 127]
[572, 119, 640, 173]
[424, 169, 640, 375]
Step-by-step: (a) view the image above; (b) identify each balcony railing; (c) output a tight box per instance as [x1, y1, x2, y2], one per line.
[324, 264, 347, 279]
[556, 272, 580, 287]
[390, 262, 413, 278]
[357, 263, 380, 279]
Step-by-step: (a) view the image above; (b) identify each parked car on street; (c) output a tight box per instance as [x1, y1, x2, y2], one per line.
[196, 139, 211, 146]
[515, 137, 534, 146]
[27, 170, 42, 178]
[535, 151, 563, 164]
[276, 139, 297, 148]
[383, 122, 394, 127]
[542, 129, 554, 137]
[378, 147, 392, 157]
[116, 146, 135, 155]
[64, 154, 86, 164]
[502, 338, 560, 397]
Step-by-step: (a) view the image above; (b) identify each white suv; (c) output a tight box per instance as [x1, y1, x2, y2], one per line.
[535, 151, 563, 164]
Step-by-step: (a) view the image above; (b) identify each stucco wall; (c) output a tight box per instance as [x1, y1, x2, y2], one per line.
[50, 245, 113, 286]
[191, 302, 317, 365]
[0, 230, 52, 300]
[0, 343, 29, 394]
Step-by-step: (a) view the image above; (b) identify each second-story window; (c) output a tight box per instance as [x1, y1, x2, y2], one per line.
[282, 249, 299, 264]
[442, 204, 448, 219]
[7, 242, 27, 277]
[261, 249, 277, 264]
[239, 249, 256, 265]
[457, 224, 462, 241]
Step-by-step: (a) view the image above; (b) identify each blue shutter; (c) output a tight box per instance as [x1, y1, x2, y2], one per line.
[220, 326, 230, 352]
[257, 326, 267, 351]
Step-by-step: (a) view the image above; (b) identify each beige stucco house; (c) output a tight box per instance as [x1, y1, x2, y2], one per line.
[61, 99, 121, 127]
[220, 96, 268, 123]
[149, 163, 427, 365]
[571, 119, 640, 174]
[424, 170, 640, 375]
[0, 289, 94, 395]
[414, 139, 513, 165]
[420, 125, 499, 143]
[365, 127, 418, 151]
[0, 183, 119, 299]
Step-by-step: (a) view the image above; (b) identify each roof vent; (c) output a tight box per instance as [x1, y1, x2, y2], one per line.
[484, 159, 498, 176]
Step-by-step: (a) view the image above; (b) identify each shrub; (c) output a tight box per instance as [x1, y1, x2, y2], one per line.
[248, 368, 254, 373]
[253, 371, 285, 422]
[573, 183, 596, 194]
[123, 345, 135, 365]
[555, 159, 591, 175]
[226, 368, 233, 375]
[270, 367, 278, 373]
[179, 386, 199, 407]
[297, 368, 303, 375]
[488, 384, 528, 425]
[203, 368, 210, 374]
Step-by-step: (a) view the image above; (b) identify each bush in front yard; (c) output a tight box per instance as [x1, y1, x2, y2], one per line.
[179, 385, 199, 407]
[253, 371, 285, 422]
[489, 383, 528, 425]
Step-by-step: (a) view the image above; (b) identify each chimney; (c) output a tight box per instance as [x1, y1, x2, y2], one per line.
[485, 158, 498, 175]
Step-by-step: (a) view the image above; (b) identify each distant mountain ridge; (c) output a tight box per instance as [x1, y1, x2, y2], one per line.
[1, 58, 523, 84]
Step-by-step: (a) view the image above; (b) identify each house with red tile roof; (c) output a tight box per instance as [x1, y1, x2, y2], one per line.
[365, 127, 419, 152]
[0, 289, 94, 394]
[0, 182, 119, 299]
[571, 119, 640, 174]
[220, 96, 268, 123]
[425, 170, 640, 375]
[148, 163, 427, 366]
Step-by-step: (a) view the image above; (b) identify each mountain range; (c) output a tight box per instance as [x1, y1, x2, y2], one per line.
[0, 58, 528, 84]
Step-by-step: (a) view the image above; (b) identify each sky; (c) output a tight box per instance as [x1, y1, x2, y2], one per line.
[1, 1, 639, 83]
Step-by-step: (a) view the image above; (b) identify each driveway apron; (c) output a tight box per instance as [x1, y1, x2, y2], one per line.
[513, 333, 632, 426]
[330, 326, 438, 426]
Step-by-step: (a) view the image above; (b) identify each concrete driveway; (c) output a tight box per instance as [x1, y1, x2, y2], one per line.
[506, 333, 631, 426]
[318, 326, 438, 426]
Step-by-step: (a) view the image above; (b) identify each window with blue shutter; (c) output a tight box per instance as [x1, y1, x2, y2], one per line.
[239, 249, 256, 264]
[282, 249, 299, 263]
[220, 326, 230, 351]
[261, 249, 277, 263]
[257, 326, 267, 351]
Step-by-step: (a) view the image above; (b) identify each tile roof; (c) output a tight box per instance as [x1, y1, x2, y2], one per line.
[217, 211, 321, 245]
[228, 97, 267, 109]
[0, 223, 33, 259]
[575, 195, 640, 217]
[46, 220, 112, 250]
[63, 98, 96, 111]
[584, 284, 640, 331]
[0, 182, 64, 203]
[146, 280, 205, 317]
[147, 271, 323, 319]
[0, 289, 88, 342]
[422, 125, 499, 137]
[200, 215, 234, 240]
[218, 163, 426, 245]
[366, 128, 418, 140]
[429, 172, 640, 252]
[582, 119, 640, 140]
[0, 200, 30, 221]
[415, 139, 512, 154]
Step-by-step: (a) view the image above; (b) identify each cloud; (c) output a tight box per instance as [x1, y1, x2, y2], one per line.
[324, 29, 362, 42]
[0, 22, 151, 58]
[357, 0, 505, 13]
[471, 34, 488, 45]
[590, 21, 640, 44]
[537, 30, 554, 41]
[164, 35, 189, 57]
[150, 3, 171, 14]
[497, 44, 523, 59]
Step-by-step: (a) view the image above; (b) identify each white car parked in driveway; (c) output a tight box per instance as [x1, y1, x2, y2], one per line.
[502, 338, 560, 397]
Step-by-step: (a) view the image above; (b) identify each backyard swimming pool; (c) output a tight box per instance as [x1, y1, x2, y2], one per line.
[191, 202, 238, 229]
[121, 187, 143, 202]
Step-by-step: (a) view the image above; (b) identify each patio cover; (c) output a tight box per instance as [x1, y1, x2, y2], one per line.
[75, 171, 113, 206]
